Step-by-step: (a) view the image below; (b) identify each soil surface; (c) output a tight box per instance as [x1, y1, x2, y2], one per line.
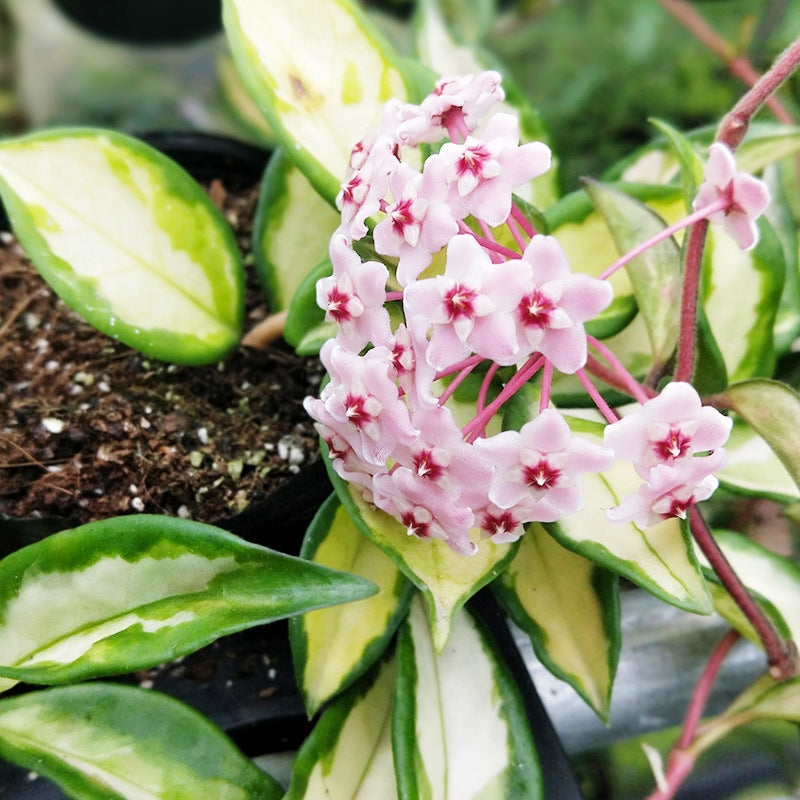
[0, 179, 324, 526]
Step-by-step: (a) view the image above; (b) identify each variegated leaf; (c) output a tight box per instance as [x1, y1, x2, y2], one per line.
[701, 218, 784, 381]
[291, 495, 413, 715]
[286, 657, 398, 799]
[253, 148, 340, 312]
[716, 420, 800, 503]
[698, 529, 800, 648]
[547, 417, 712, 614]
[0, 683, 283, 800]
[494, 524, 620, 720]
[0, 515, 376, 688]
[583, 179, 681, 367]
[341, 478, 516, 651]
[0, 129, 243, 364]
[610, 123, 800, 185]
[284, 257, 336, 355]
[223, 0, 411, 203]
[719, 379, 800, 496]
[394, 596, 542, 800]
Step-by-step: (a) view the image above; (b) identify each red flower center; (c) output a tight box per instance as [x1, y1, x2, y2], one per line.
[402, 509, 432, 538]
[523, 458, 561, 490]
[344, 394, 373, 429]
[519, 289, 556, 328]
[653, 427, 692, 461]
[413, 448, 445, 481]
[326, 286, 352, 322]
[443, 283, 478, 319]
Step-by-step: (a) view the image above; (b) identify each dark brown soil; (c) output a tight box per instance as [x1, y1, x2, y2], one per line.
[0, 180, 323, 525]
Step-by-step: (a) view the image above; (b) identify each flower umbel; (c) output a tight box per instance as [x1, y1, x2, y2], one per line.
[307, 72, 742, 554]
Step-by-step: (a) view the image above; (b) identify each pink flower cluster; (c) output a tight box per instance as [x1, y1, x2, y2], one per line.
[305, 72, 740, 554]
[604, 383, 732, 527]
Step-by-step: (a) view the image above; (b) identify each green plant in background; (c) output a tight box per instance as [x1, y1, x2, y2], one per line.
[1, 1, 800, 798]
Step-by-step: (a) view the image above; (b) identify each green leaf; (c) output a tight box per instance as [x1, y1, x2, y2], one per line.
[0, 128, 243, 365]
[0, 683, 283, 800]
[719, 379, 800, 496]
[394, 596, 542, 800]
[763, 163, 800, 354]
[217, 51, 277, 146]
[324, 454, 516, 651]
[583, 179, 681, 367]
[0, 515, 376, 687]
[701, 217, 784, 381]
[223, 0, 411, 203]
[546, 182, 686, 365]
[648, 118, 704, 203]
[291, 495, 414, 715]
[699, 529, 800, 648]
[494, 524, 620, 721]
[716, 420, 800, 503]
[546, 418, 713, 614]
[253, 149, 340, 311]
[284, 257, 336, 355]
[286, 656, 398, 799]
[608, 123, 800, 185]
[726, 675, 800, 723]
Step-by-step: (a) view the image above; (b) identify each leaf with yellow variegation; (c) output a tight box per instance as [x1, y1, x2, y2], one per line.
[291, 495, 413, 715]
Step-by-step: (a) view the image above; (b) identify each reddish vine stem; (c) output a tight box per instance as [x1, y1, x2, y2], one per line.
[717, 34, 800, 149]
[689, 507, 797, 680]
[673, 218, 708, 383]
[676, 33, 800, 381]
[646, 629, 741, 800]
[677, 629, 740, 750]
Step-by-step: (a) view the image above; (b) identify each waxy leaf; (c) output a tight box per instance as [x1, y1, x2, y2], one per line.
[0, 129, 243, 365]
[699, 529, 800, 648]
[545, 183, 688, 401]
[286, 657, 398, 799]
[494, 524, 620, 721]
[716, 420, 800, 503]
[284, 257, 337, 355]
[701, 218, 784, 381]
[0, 515, 376, 687]
[291, 495, 414, 715]
[764, 163, 800, 354]
[254, 148, 340, 311]
[223, 0, 411, 203]
[648, 118, 704, 202]
[609, 123, 800, 185]
[394, 597, 542, 800]
[342, 481, 516, 652]
[0, 683, 283, 800]
[725, 674, 800, 723]
[583, 178, 681, 367]
[719, 379, 800, 496]
[547, 418, 712, 614]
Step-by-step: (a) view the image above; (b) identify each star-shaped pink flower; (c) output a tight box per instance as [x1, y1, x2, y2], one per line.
[317, 234, 391, 351]
[403, 234, 528, 369]
[474, 409, 613, 524]
[438, 113, 551, 226]
[692, 142, 770, 251]
[513, 235, 613, 374]
[606, 455, 725, 528]
[603, 381, 732, 479]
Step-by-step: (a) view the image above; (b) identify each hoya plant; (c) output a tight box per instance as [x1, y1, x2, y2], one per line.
[0, 0, 799, 798]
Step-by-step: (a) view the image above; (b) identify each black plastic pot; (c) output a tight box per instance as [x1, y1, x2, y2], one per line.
[51, 0, 222, 45]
